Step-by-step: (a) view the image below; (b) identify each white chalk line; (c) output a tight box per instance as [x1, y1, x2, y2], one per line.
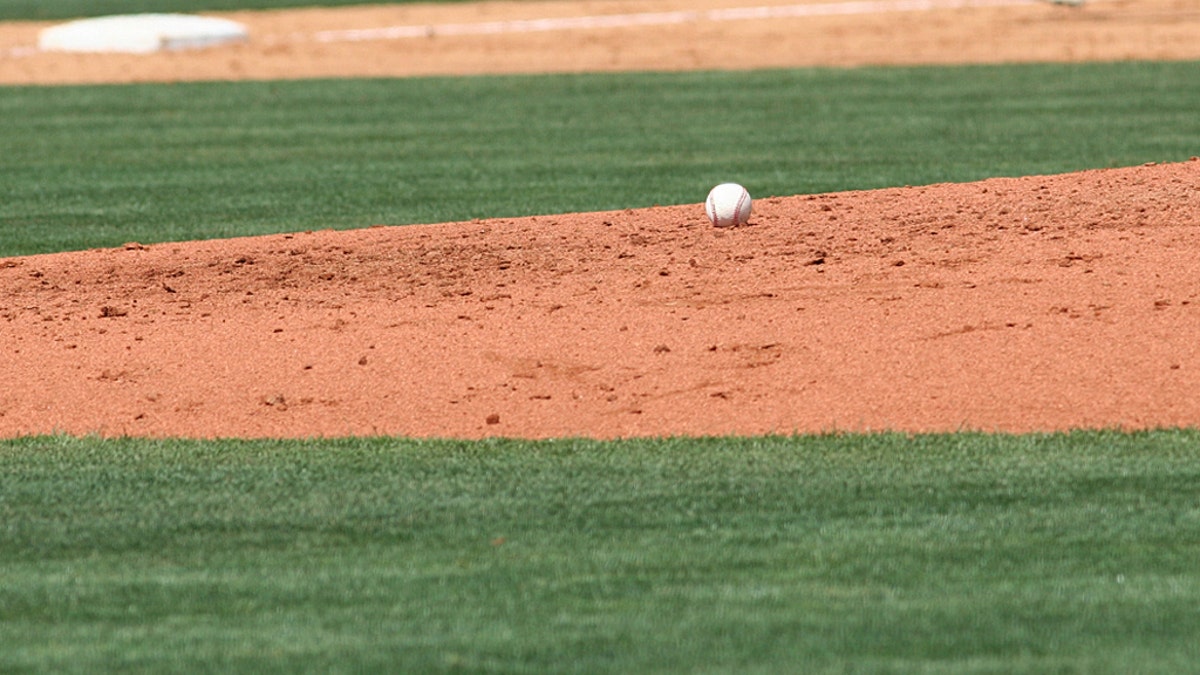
[308, 0, 1040, 43]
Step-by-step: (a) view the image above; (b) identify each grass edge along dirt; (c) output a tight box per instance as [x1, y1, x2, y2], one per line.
[2, 430, 1199, 673]
[4, 60, 1200, 256]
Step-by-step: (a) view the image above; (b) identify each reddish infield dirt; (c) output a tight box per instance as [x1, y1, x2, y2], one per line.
[2, 0, 1200, 439]
[4, 162, 1200, 439]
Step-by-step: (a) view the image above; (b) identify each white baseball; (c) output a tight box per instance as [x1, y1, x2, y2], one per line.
[705, 183, 752, 227]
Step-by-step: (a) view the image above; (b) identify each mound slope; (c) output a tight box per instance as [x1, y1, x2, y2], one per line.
[3, 161, 1199, 439]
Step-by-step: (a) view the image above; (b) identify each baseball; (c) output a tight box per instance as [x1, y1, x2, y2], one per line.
[705, 183, 752, 227]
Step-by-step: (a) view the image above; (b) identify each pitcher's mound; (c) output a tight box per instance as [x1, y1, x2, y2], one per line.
[38, 13, 248, 54]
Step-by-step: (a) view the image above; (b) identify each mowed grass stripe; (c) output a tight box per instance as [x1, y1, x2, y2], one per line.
[2, 431, 1199, 672]
[4, 61, 1200, 256]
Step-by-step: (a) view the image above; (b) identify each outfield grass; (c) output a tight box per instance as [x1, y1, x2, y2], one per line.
[2, 432, 1199, 673]
[0, 0, 426, 22]
[4, 61, 1200, 256]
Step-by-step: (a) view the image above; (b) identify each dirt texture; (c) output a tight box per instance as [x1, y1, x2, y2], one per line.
[2, 0, 1200, 439]
[3, 0, 1200, 84]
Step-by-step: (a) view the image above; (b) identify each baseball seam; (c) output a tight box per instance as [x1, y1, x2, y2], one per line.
[735, 188, 749, 226]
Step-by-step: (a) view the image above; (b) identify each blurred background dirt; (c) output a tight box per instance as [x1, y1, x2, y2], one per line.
[2, 0, 1199, 84]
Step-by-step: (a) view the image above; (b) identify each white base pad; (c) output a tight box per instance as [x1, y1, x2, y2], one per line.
[38, 14, 248, 54]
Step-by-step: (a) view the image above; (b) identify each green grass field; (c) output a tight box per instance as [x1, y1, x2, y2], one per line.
[3, 62, 1199, 256]
[3, 432, 1200, 673]
[4, 8, 1200, 669]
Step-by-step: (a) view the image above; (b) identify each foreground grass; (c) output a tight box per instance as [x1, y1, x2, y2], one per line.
[4, 61, 1200, 255]
[2, 431, 1199, 672]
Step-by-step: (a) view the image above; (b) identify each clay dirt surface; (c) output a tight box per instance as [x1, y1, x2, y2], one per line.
[3, 0, 1200, 84]
[2, 0, 1199, 439]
